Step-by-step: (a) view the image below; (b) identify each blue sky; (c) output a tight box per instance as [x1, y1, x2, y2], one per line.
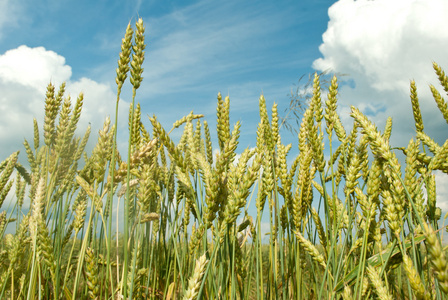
[0, 0, 340, 156]
[1, 0, 448, 226]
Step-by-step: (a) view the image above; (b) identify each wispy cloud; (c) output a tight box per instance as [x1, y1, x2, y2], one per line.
[142, 0, 303, 97]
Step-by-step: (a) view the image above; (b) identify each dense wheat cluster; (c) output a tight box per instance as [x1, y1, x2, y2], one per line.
[1, 19, 448, 299]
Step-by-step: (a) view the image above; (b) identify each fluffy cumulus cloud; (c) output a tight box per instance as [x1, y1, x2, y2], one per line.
[0, 46, 72, 93]
[0, 45, 129, 162]
[313, 0, 448, 139]
[313, 0, 448, 210]
[314, 0, 448, 94]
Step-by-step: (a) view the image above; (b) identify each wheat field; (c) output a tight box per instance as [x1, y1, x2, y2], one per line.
[1, 18, 448, 300]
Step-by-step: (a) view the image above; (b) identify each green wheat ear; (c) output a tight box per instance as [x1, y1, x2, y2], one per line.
[423, 222, 448, 294]
[183, 254, 209, 300]
[85, 247, 100, 299]
[130, 18, 146, 91]
[410, 80, 424, 133]
[116, 22, 133, 92]
[0, 151, 18, 209]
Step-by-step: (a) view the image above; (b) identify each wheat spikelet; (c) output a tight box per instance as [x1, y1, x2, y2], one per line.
[294, 230, 326, 270]
[195, 120, 206, 160]
[234, 234, 247, 285]
[310, 207, 327, 250]
[63, 92, 84, 145]
[404, 139, 425, 219]
[277, 143, 293, 209]
[0, 180, 13, 208]
[15, 171, 26, 207]
[324, 75, 338, 134]
[130, 18, 145, 90]
[183, 254, 208, 300]
[309, 122, 326, 173]
[74, 125, 91, 162]
[24, 139, 38, 177]
[73, 190, 87, 232]
[85, 247, 100, 299]
[333, 114, 346, 143]
[426, 174, 437, 221]
[193, 152, 218, 225]
[33, 117, 40, 150]
[169, 111, 204, 133]
[140, 121, 152, 146]
[367, 159, 382, 204]
[344, 151, 362, 195]
[423, 222, 448, 293]
[203, 120, 213, 166]
[175, 165, 195, 200]
[430, 84, 448, 125]
[269, 103, 279, 146]
[292, 145, 312, 228]
[43, 83, 57, 146]
[382, 116, 393, 141]
[298, 107, 313, 155]
[91, 117, 114, 183]
[382, 188, 403, 236]
[137, 164, 155, 213]
[344, 123, 357, 167]
[357, 135, 370, 181]
[0, 151, 18, 208]
[150, 115, 187, 171]
[54, 96, 72, 155]
[185, 120, 198, 172]
[416, 131, 440, 155]
[262, 150, 274, 202]
[129, 102, 142, 150]
[311, 73, 324, 127]
[225, 149, 260, 225]
[428, 139, 448, 172]
[366, 265, 393, 300]
[279, 205, 289, 233]
[258, 95, 274, 151]
[116, 22, 133, 91]
[402, 253, 430, 300]
[410, 80, 424, 133]
[0, 151, 18, 191]
[216, 92, 230, 151]
[11, 217, 30, 266]
[351, 106, 394, 162]
[0, 211, 6, 237]
[31, 177, 57, 287]
[433, 62, 448, 93]
[354, 187, 371, 220]
[342, 285, 353, 300]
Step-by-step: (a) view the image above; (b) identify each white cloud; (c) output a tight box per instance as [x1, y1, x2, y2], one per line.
[0, 45, 129, 162]
[0, 46, 72, 93]
[313, 0, 448, 146]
